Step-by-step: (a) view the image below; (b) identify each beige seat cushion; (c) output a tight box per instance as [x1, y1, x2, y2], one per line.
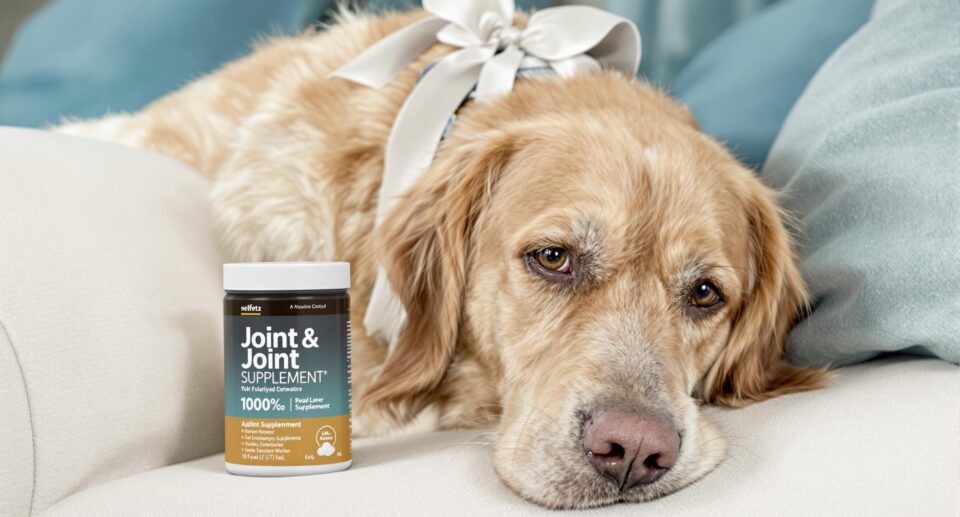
[0, 127, 224, 516]
[41, 358, 960, 516]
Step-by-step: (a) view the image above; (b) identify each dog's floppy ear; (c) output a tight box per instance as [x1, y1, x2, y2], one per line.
[702, 173, 827, 407]
[360, 130, 518, 420]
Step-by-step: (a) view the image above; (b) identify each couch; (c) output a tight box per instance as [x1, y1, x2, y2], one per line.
[1, 126, 958, 516]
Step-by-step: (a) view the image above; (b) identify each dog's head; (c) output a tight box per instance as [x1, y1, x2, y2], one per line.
[364, 73, 824, 508]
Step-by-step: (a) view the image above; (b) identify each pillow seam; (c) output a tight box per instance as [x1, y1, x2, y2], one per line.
[0, 316, 37, 515]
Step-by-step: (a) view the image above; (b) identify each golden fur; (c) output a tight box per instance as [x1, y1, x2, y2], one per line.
[58, 8, 826, 508]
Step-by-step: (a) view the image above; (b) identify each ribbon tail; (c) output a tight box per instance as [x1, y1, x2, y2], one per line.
[376, 45, 493, 222]
[364, 269, 407, 351]
[365, 45, 493, 347]
[329, 16, 448, 88]
[475, 45, 525, 102]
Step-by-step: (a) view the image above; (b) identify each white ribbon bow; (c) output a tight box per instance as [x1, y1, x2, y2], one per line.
[331, 0, 642, 348]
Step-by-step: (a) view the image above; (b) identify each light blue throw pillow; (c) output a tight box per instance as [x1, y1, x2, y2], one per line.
[763, 0, 960, 366]
[671, 0, 873, 168]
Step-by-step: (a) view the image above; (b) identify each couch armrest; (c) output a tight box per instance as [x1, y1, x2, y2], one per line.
[0, 127, 223, 515]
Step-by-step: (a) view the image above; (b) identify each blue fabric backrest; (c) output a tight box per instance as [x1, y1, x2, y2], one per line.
[0, 0, 773, 128]
[670, 0, 874, 168]
[0, 0, 333, 127]
[605, 0, 777, 85]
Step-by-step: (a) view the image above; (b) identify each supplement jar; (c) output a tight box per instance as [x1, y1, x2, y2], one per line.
[223, 262, 351, 476]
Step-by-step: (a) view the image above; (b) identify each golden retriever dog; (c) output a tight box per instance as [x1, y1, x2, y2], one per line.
[57, 7, 826, 509]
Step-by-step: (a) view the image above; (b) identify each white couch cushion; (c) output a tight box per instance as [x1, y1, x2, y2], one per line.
[0, 127, 224, 515]
[40, 358, 960, 516]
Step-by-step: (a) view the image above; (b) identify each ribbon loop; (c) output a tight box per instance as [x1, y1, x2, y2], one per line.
[330, 1, 642, 347]
[425, 0, 514, 40]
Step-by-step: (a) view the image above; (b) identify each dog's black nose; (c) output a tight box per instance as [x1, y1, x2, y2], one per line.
[582, 410, 680, 491]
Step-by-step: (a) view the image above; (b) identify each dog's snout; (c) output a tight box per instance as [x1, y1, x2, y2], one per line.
[582, 410, 680, 491]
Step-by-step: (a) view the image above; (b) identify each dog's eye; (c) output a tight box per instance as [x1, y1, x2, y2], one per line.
[534, 247, 572, 273]
[526, 247, 574, 280]
[690, 280, 723, 308]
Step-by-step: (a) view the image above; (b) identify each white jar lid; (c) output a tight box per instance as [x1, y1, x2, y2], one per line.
[223, 262, 350, 291]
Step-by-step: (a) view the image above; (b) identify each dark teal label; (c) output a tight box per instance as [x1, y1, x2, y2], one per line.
[224, 311, 350, 420]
